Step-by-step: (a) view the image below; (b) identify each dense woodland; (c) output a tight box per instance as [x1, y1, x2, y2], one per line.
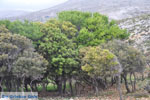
[0, 11, 150, 100]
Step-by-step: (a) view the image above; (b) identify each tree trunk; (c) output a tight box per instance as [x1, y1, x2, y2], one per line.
[6, 79, 12, 92]
[111, 76, 116, 86]
[63, 79, 66, 94]
[12, 79, 16, 92]
[133, 72, 136, 92]
[141, 72, 144, 80]
[0, 78, 3, 92]
[35, 83, 39, 91]
[111, 77, 114, 86]
[121, 76, 123, 83]
[93, 78, 99, 96]
[105, 77, 108, 86]
[122, 74, 130, 93]
[56, 77, 63, 96]
[58, 82, 63, 96]
[130, 73, 134, 92]
[69, 79, 73, 96]
[116, 76, 123, 100]
[25, 83, 28, 92]
[22, 77, 25, 92]
[42, 82, 46, 92]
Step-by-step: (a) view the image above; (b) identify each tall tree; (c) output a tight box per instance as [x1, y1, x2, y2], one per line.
[38, 20, 79, 95]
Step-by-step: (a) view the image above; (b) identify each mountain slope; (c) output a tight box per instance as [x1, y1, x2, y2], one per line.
[7, 0, 150, 21]
[0, 10, 31, 19]
[119, 14, 150, 55]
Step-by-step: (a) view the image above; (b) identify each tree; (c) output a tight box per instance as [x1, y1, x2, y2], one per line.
[101, 40, 146, 93]
[0, 20, 44, 47]
[0, 25, 9, 33]
[38, 21, 79, 95]
[58, 11, 91, 30]
[0, 20, 11, 29]
[58, 11, 129, 47]
[46, 19, 77, 40]
[0, 32, 48, 92]
[80, 46, 122, 99]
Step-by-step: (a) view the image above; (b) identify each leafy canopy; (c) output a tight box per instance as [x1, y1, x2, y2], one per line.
[80, 46, 122, 78]
[58, 11, 129, 47]
[0, 32, 48, 79]
[38, 20, 79, 76]
[101, 40, 146, 73]
[0, 20, 44, 47]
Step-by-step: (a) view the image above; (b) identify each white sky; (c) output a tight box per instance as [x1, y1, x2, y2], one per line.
[0, 0, 68, 11]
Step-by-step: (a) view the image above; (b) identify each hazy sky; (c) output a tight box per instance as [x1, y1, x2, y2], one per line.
[0, 0, 68, 11]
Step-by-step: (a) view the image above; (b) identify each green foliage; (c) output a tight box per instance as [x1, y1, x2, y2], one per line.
[38, 21, 79, 76]
[0, 20, 44, 47]
[0, 25, 9, 33]
[13, 51, 48, 78]
[58, 11, 91, 30]
[0, 20, 11, 28]
[101, 40, 146, 73]
[46, 19, 77, 39]
[58, 11, 129, 47]
[0, 11, 129, 48]
[0, 32, 48, 79]
[0, 11, 145, 94]
[80, 46, 121, 78]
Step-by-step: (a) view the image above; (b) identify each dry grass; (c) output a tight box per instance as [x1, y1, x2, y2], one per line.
[39, 85, 150, 100]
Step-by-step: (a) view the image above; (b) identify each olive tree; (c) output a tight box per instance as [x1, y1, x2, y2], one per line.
[0, 33, 48, 92]
[101, 40, 146, 93]
[80, 46, 123, 99]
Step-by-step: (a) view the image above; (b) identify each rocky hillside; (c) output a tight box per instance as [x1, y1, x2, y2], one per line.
[118, 14, 150, 55]
[6, 0, 150, 22]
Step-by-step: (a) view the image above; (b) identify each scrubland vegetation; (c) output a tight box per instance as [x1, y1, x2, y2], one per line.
[0, 11, 150, 100]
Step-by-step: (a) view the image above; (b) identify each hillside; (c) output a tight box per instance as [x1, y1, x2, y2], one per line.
[119, 14, 150, 55]
[0, 10, 31, 19]
[6, 0, 150, 22]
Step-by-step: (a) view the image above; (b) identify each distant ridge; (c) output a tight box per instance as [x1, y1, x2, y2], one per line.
[4, 0, 150, 21]
[0, 10, 31, 19]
